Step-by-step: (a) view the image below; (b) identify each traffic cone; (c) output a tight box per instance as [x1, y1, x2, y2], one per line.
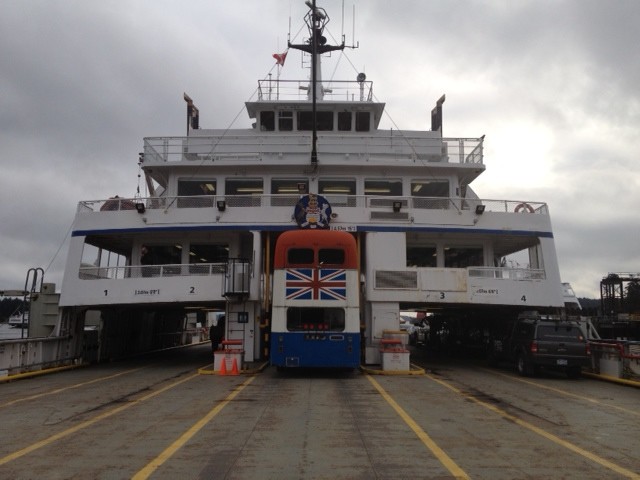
[219, 357, 227, 376]
[231, 357, 239, 376]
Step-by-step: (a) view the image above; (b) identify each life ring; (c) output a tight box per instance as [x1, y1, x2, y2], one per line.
[514, 202, 534, 213]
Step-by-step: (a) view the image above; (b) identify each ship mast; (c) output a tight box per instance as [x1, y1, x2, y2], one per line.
[289, 0, 344, 167]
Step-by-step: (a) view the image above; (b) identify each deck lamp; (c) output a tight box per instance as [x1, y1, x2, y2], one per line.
[475, 205, 486, 215]
[392, 201, 402, 213]
[135, 202, 146, 214]
[217, 200, 226, 212]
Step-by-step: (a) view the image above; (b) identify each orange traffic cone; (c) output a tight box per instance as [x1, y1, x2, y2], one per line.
[231, 357, 239, 375]
[219, 357, 227, 376]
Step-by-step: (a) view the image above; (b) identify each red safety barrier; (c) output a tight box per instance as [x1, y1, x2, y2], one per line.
[589, 341, 640, 360]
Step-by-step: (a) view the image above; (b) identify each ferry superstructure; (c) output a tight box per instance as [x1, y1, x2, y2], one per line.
[58, 2, 564, 365]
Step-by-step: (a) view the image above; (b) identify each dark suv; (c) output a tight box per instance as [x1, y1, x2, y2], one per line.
[490, 312, 591, 378]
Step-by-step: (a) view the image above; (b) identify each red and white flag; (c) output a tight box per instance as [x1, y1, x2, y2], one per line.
[273, 51, 287, 66]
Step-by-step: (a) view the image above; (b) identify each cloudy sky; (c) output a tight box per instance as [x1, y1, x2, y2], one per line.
[1, 0, 639, 299]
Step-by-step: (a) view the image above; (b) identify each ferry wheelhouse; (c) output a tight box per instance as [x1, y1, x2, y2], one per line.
[59, 2, 564, 365]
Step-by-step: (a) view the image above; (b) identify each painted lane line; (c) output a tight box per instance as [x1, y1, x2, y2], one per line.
[366, 375, 470, 480]
[0, 372, 199, 466]
[426, 373, 640, 480]
[481, 367, 640, 418]
[0, 366, 148, 409]
[132, 375, 257, 480]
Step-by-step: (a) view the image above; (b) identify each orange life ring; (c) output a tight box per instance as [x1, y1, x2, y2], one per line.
[514, 203, 534, 213]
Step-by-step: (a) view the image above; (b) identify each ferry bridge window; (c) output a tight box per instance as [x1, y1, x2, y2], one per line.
[188, 244, 229, 274]
[319, 178, 356, 206]
[319, 248, 345, 265]
[355, 111, 370, 132]
[286, 307, 345, 332]
[297, 111, 334, 131]
[411, 180, 450, 209]
[406, 246, 437, 267]
[260, 111, 275, 131]
[177, 180, 216, 208]
[287, 248, 314, 265]
[271, 178, 308, 206]
[338, 111, 352, 131]
[225, 178, 263, 207]
[278, 111, 293, 131]
[444, 246, 484, 268]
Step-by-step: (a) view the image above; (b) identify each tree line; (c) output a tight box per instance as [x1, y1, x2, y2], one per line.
[0, 298, 26, 321]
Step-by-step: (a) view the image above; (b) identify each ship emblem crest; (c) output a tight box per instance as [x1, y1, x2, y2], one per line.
[294, 194, 332, 229]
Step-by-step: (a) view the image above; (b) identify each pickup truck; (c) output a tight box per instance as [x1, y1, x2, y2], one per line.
[488, 311, 591, 378]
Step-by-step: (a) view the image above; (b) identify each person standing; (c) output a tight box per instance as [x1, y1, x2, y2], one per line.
[209, 315, 225, 355]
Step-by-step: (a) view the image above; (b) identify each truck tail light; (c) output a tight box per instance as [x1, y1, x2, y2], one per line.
[530, 341, 538, 353]
[586, 343, 591, 356]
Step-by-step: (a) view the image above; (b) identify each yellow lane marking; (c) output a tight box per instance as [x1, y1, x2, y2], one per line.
[366, 375, 470, 480]
[0, 364, 82, 383]
[0, 372, 199, 466]
[426, 373, 640, 480]
[0, 367, 148, 409]
[133, 375, 257, 480]
[481, 367, 640, 418]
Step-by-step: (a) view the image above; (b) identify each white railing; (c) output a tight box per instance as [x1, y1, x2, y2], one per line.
[257, 79, 374, 102]
[141, 135, 483, 165]
[78, 195, 548, 215]
[79, 263, 227, 280]
[468, 267, 546, 280]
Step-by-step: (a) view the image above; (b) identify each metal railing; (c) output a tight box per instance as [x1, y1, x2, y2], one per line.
[257, 79, 374, 102]
[468, 267, 546, 280]
[141, 135, 483, 165]
[78, 195, 548, 215]
[79, 263, 227, 280]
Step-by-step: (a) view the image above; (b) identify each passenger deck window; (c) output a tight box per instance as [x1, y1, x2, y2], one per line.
[444, 246, 483, 268]
[319, 178, 356, 207]
[271, 178, 308, 195]
[406, 246, 437, 267]
[271, 178, 308, 206]
[411, 180, 449, 197]
[365, 179, 403, 196]
[225, 178, 263, 207]
[411, 180, 450, 209]
[177, 180, 216, 208]
[189, 245, 229, 264]
[225, 179, 263, 195]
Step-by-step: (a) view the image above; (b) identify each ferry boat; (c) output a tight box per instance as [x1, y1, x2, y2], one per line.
[58, 1, 565, 365]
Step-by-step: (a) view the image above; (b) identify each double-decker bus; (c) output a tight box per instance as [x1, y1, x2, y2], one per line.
[270, 229, 360, 368]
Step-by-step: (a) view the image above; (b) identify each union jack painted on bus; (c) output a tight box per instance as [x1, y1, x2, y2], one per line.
[285, 268, 346, 300]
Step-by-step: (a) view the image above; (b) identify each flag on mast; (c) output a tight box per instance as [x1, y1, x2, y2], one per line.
[273, 51, 288, 66]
